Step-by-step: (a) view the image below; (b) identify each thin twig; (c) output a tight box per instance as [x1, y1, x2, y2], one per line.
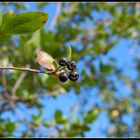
[0, 66, 52, 75]
[58, 66, 67, 72]
[10, 103, 26, 122]
[53, 65, 61, 73]
[1, 71, 7, 93]
[12, 65, 29, 96]
[12, 72, 27, 96]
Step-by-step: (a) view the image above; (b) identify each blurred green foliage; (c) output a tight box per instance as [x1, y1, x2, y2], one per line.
[0, 2, 140, 137]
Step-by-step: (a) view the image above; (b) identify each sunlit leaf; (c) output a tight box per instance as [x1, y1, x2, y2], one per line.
[5, 122, 16, 133]
[0, 11, 13, 42]
[0, 11, 13, 32]
[0, 10, 2, 27]
[26, 30, 41, 48]
[55, 110, 62, 120]
[66, 45, 72, 61]
[0, 11, 49, 34]
[84, 109, 98, 124]
[37, 49, 56, 71]
[55, 110, 67, 124]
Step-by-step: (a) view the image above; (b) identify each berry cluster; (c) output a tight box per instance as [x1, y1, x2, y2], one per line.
[58, 57, 79, 82]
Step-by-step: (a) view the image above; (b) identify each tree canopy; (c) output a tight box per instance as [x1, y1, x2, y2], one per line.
[0, 2, 140, 137]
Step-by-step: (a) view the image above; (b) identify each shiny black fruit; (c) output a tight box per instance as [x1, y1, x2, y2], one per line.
[67, 60, 76, 70]
[59, 72, 68, 82]
[59, 57, 67, 66]
[69, 70, 79, 81]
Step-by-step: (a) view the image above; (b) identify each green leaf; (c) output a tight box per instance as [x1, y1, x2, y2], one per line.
[0, 11, 13, 42]
[26, 30, 41, 48]
[82, 125, 90, 131]
[0, 10, 2, 27]
[55, 110, 62, 119]
[5, 122, 16, 132]
[84, 109, 98, 124]
[66, 45, 72, 61]
[55, 110, 66, 124]
[0, 11, 13, 32]
[37, 108, 43, 118]
[100, 63, 114, 74]
[1, 11, 49, 35]
[43, 123, 52, 127]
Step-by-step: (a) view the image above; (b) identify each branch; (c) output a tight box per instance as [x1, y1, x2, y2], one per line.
[1, 71, 7, 93]
[48, 2, 62, 31]
[12, 72, 27, 96]
[0, 66, 52, 75]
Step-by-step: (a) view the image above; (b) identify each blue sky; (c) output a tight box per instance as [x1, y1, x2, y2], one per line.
[0, 2, 138, 137]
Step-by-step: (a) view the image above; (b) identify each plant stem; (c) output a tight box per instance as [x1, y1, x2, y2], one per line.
[58, 66, 67, 72]
[0, 66, 52, 75]
[53, 65, 61, 73]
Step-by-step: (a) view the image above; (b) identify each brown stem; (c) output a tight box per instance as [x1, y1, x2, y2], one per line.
[0, 66, 52, 75]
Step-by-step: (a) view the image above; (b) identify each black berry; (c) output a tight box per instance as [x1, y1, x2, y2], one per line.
[67, 60, 76, 70]
[59, 72, 68, 82]
[69, 70, 79, 81]
[59, 57, 67, 66]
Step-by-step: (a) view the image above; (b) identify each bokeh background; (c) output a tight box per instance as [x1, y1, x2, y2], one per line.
[0, 2, 140, 137]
